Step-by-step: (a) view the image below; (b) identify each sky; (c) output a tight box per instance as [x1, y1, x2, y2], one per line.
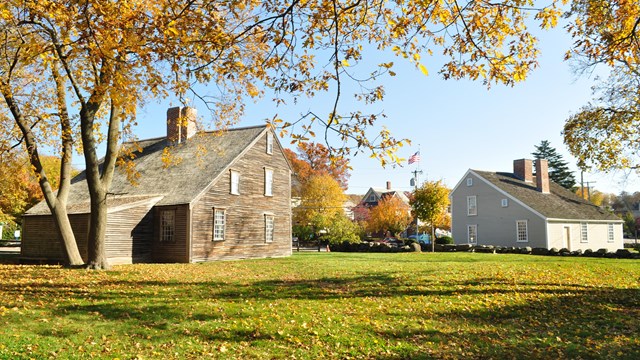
[123, 21, 639, 197]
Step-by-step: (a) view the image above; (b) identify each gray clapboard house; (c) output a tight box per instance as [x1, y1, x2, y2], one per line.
[450, 159, 623, 251]
[22, 107, 292, 264]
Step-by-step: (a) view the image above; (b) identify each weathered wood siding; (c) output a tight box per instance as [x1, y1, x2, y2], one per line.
[21, 214, 90, 262]
[191, 131, 292, 262]
[152, 205, 189, 263]
[105, 200, 157, 264]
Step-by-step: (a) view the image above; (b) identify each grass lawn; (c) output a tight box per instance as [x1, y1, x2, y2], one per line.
[0, 252, 639, 359]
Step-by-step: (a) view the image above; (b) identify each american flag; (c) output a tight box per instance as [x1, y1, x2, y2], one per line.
[408, 151, 420, 164]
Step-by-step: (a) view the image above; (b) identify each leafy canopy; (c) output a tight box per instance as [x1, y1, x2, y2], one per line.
[367, 195, 412, 236]
[410, 180, 450, 237]
[563, 0, 640, 171]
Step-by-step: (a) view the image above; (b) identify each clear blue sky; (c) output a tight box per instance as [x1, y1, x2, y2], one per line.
[124, 22, 638, 196]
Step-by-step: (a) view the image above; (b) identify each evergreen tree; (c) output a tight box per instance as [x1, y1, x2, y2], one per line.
[532, 140, 577, 190]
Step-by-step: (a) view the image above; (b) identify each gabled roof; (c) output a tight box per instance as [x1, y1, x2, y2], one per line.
[471, 170, 619, 221]
[360, 187, 410, 206]
[26, 125, 267, 215]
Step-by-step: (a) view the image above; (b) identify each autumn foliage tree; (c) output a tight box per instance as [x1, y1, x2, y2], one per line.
[367, 196, 412, 237]
[293, 173, 347, 238]
[2, 0, 566, 268]
[410, 180, 450, 251]
[285, 142, 350, 197]
[563, 0, 640, 171]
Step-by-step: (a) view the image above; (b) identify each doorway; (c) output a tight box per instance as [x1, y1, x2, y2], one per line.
[562, 226, 571, 250]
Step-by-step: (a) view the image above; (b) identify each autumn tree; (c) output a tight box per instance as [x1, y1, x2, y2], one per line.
[367, 196, 412, 237]
[410, 180, 450, 251]
[574, 187, 605, 207]
[293, 173, 347, 238]
[285, 143, 350, 198]
[563, 0, 640, 171]
[2, 0, 565, 268]
[531, 140, 576, 189]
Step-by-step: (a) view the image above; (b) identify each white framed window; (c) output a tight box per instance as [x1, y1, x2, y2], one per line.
[501, 199, 508, 207]
[516, 220, 528, 242]
[467, 196, 477, 216]
[213, 208, 225, 241]
[265, 215, 274, 243]
[466, 178, 473, 186]
[467, 224, 477, 244]
[368, 194, 376, 202]
[580, 222, 588, 243]
[160, 210, 175, 242]
[264, 168, 274, 196]
[607, 223, 615, 243]
[266, 132, 274, 154]
[230, 170, 240, 195]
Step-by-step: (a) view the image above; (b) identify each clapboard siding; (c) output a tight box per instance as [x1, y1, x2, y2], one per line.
[191, 131, 292, 262]
[21, 214, 89, 262]
[152, 205, 189, 263]
[105, 199, 157, 264]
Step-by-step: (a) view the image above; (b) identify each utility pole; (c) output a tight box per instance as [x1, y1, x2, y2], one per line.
[411, 168, 423, 237]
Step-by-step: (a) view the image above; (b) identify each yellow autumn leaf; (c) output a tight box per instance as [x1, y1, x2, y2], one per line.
[418, 64, 429, 76]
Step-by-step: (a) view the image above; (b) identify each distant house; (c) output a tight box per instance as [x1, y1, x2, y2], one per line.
[353, 181, 413, 236]
[22, 107, 292, 264]
[450, 159, 623, 251]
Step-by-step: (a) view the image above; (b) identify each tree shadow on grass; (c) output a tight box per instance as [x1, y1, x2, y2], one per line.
[3, 272, 639, 359]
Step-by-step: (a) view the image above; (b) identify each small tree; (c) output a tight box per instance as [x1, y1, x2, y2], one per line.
[411, 180, 450, 252]
[294, 173, 346, 238]
[367, 196, 412, 237]
[322, 213, 362, 245]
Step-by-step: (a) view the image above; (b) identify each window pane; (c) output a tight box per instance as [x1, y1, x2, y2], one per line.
[265, 215, 274, 243]
[267, 133, 274, 154]
[580, 223, 588, 243]
[467, 196, 477, 216]
[516, 220, 528, 242]
[265, 169, 273, 196]
[161, 210, 175, 242]
[213, 209, 225, 241]
[230, 171, 240, 195]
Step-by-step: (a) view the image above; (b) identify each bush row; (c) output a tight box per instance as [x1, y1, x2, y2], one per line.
[329, 241, 640, 259]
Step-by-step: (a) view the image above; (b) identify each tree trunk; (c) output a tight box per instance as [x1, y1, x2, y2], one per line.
[85, 186, 109, 270]
[431, 221, 435, 253]
[2, 84, 84, 267]
[51, 204, 84, 266]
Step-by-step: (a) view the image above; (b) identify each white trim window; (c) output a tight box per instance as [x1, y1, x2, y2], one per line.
[265, 215, 275, 243]
[266, 132, 274, 154]
[607, 223, 615, 243]
[264, 168, 274, 196]
[466, 178, 473, 186]
[160, 210, 175, 242]
[467, 196, 477, 216]
[501, 199, 508, 207]
[516, 220, 528, 242]
[580, 222, 589, 243]
[467, 224, 477, 244]
[213, 208, 225, 241]
[230, 170, 240, 195]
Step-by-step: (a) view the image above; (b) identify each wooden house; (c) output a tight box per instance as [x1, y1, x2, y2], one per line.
[21, 107, 293, 264]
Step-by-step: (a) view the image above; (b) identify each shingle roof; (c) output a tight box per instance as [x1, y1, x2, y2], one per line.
[473, 170, 619, 221]
[26, 126, 266, 215]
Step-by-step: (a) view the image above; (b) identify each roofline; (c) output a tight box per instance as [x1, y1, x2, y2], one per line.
[546, 218, 624, 223]
[467, 169, 547, 221]
[450, 169, 472, 196]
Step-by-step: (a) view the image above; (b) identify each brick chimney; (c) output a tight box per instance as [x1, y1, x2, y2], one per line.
[167, 106, 197, 144]
[386, 181, 391, 190]
[513, 159, 533, 183]
[535, 158, 550, 194]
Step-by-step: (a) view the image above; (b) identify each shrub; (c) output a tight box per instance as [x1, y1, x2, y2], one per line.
[435, 236, 454, 245]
